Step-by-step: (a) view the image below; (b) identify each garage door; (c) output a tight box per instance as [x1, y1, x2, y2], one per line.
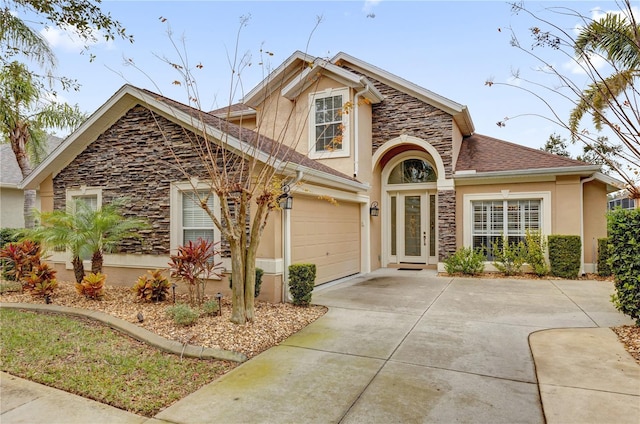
[291, 196, 361, 285]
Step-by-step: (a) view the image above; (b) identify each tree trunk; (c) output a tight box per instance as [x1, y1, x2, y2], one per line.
[229, 241, 246, 324]
[23, 189, 36, 229]
[91, 251, 103, 274]
[10, 123, 35, 228]
[72, 256, 85, 284]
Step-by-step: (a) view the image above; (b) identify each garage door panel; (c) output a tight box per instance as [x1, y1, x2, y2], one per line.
[291, 197, 360, 285]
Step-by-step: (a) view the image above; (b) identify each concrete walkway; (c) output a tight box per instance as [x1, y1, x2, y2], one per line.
[2, 269, 638, 423]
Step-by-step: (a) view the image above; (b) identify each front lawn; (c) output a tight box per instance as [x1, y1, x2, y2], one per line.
[0, 308, 236, 417]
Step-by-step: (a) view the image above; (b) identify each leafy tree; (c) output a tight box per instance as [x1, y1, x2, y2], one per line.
[487, 1, 639, 198]
[0, 61, 84, 228]
[0, 7, 55, 69]
[2, 0, 133, 62]
[540, 132, 570, 157]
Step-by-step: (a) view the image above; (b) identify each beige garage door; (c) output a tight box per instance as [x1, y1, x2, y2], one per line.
[291, 196, 361, 285]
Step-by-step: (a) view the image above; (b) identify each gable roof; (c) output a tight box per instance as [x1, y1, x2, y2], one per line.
[332, 52, 475, 136]
[21, 84, 368, 192]
[242, 50, 474, 135]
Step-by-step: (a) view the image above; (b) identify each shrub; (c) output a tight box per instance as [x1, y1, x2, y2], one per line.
[133, 269, 171, 302]
[166, 303, 199, 326]
[548, 235, 581, 279]
[524, 230, 549, 277]
[444, 247, 485, 275]
[0, 239, 42, 284]
[228, 267, 264, 298]
[169, 239, 222, 306]
[608, 208, 640, 324]
[201, 299, 220, 316]
[492, 238, 526, 276]
[289, 263, 316, 306]
[0, 228, 21, 281]
[76, 272, 106, 300]
[24, 262, 58, 298]
[597, 238, 612, 277]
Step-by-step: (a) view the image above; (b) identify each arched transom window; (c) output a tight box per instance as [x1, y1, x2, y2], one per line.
[387, 158, 436, 184]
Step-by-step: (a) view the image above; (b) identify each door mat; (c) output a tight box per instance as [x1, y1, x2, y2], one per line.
[397, 268, 423, 271]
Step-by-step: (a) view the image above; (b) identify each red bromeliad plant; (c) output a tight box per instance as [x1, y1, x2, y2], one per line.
[0, 240, 42, 290]
[169, 239, 222, 306]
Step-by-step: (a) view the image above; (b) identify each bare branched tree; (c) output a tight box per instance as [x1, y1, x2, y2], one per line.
[486, 0, 639, 198]
[129, 16, 324, 324]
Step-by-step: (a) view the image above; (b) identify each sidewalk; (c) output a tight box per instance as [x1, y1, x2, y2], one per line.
[2, 271, 638, 423]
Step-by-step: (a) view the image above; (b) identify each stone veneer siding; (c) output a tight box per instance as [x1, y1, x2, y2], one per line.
[437, 190, 456, 261]
[341, 67, 458, 260]
[53, 105, 243, 256]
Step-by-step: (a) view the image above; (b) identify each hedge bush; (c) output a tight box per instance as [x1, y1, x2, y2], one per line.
[289, 263, 316, 306]
[597, 238, 612, 277]
[548, 235, 581, 279]
[608, 208, 640, 324]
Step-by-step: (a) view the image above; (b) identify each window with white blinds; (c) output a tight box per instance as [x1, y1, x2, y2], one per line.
[182, 191, 215, 245]
[472, 199, 541, 258]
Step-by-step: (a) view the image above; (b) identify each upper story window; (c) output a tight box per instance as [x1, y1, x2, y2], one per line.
[388, 159, 437, 184]
[66, 187, 102, 212]
[309, 88, 350, 159]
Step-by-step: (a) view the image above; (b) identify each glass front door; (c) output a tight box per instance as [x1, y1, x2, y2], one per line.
[390, 192, 428, 263]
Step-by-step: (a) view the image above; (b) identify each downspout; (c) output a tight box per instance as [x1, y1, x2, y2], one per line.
[282, 170, 303, 302]
[580, 174, 596, 275]
[353, 78, 370, 178]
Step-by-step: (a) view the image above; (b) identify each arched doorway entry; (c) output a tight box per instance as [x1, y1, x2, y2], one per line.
[382, 151, 438, 266]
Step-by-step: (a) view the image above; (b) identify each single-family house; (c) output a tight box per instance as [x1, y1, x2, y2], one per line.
[20, 51, 623, 301]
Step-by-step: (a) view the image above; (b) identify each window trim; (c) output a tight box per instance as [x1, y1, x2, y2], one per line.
[463, 191, 552, 251]
[66, 186, 102, 211]
[170, 182, 221, 252]
[308, 87, 350, 159]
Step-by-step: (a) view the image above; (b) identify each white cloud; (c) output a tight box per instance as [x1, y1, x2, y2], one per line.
[362, 0, 382, 14]
[40, 25, 113, 53]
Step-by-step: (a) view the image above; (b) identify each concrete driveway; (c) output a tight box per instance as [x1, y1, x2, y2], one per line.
[155, 269, 636, 424]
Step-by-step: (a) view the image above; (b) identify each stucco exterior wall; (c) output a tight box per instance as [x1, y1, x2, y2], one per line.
[0, 187, 25, 228]
[554, 176, 581, 236]
[583, 180, 608, 272]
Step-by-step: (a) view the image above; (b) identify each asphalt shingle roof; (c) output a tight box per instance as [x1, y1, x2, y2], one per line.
[456, 133, 592, 173]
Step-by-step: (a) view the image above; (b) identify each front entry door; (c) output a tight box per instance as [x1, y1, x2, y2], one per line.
[395, 192, 427, 263]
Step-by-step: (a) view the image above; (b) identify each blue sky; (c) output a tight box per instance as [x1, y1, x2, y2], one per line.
[22, 0, 632, 154]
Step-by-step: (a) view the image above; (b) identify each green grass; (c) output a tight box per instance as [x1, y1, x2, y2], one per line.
[0, 309, 236, 416]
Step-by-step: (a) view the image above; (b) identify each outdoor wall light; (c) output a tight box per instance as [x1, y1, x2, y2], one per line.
[278, 184, 293, 210]
[370, 201, 380, 217]
[215, 292, 223, 316]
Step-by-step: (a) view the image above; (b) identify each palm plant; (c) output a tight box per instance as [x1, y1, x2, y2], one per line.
[570, 5, 640, 135]
[82, 198, 149, 274]
[0, 62, 85, 228]
[31, 198, 148, 283]
[32, 199, 92, 284]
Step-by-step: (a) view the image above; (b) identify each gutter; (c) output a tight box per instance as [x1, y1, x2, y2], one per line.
[353, 78, 370, 178]
[453, 165, 602, 180]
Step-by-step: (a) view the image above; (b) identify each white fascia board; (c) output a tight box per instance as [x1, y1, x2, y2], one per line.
[20, 84, 141, 189]
[280, 61, 370, 100]
[454, 165, 602, 181]
[593, 171, 626, 192]
[0, 182, 19, 189]
[332, 52, 475, 134]
[212, 108, 256, 119]
[277, 162, 369, 193]
[243, 51, 316, 107]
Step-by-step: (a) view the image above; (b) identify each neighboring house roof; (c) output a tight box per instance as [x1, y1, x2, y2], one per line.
[21, 85, 368, 193]
[1, 135, 62, 188]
